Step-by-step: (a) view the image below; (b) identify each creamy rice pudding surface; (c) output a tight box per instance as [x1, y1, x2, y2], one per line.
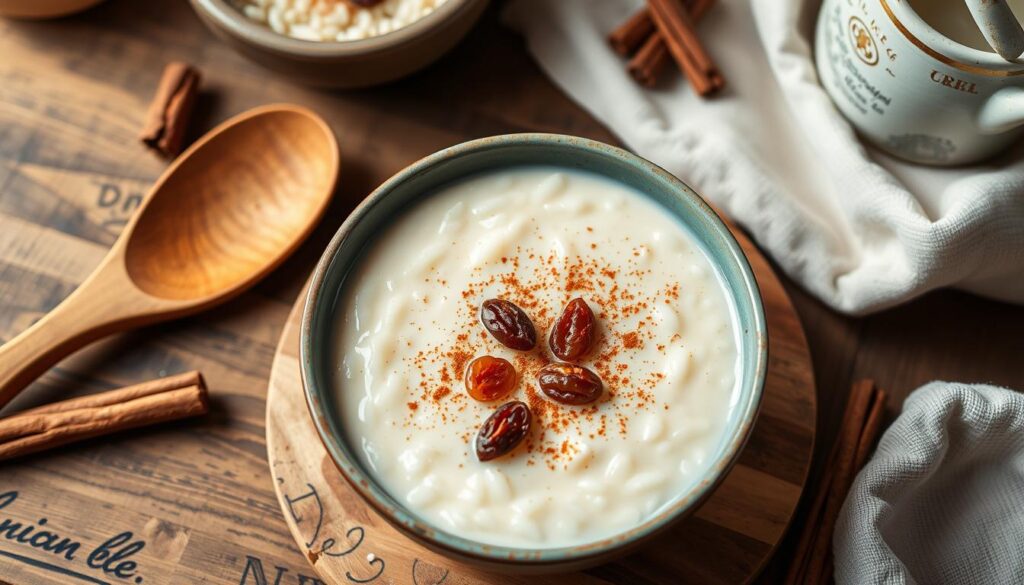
[332, 167, 740, 548]
[237, 0, 447, 42]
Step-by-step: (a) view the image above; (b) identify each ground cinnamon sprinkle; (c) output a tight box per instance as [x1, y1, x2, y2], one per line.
[450, 349, 472, 381]
[399, 238, 686, 467]
[622, 331, 642, 349]
[524, 384, 550, 423]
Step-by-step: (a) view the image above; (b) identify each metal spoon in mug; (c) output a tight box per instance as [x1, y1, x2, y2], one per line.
[965, 0, 1024, 61]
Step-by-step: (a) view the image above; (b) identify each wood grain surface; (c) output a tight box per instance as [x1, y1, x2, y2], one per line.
[1, 1, 1023, 584]
[265, 210, 815, 585]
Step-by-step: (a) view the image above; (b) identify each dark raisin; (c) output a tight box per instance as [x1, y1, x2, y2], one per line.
[475, 401, 532, 461]
[550, 297, 596, 361]
[480, 299, 536, 351]
[537, 363, 603, 405]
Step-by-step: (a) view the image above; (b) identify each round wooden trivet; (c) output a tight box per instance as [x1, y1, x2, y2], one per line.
[266, 229, 816, 585]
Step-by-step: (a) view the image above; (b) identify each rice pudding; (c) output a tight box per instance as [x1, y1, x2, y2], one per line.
[332, 167, 740, 548]
[236, 0, 447, 42]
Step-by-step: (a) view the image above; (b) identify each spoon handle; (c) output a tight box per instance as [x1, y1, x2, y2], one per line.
[0, 275, 129, 411]
[965, 0, 1024, 61]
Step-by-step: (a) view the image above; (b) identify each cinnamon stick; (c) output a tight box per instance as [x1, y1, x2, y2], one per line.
[786, 439, 840, 584]
[806, 380, 876, 582]
[785, 380, 888, 585]
[139, 62, 201, 158]
[647, 0, 725, 95]
[608, 9, 656, 56]
[628, 0, 714, 87]
[854, 387, 887, 470]
[0, 371, 208, 461]
[629, 34, 671, 87]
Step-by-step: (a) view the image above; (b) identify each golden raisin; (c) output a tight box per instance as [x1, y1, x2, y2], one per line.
[465, 356, 517, 402]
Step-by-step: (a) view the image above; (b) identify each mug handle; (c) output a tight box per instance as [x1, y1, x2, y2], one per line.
[979, 87, 1024, 133]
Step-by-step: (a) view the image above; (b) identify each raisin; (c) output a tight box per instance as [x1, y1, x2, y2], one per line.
[480, 299, 536, 351]
[475, 401, 532, 461]
[537, 363, 603, 405]
[465, 356, 517, 402]
[549, 297, 596, 361]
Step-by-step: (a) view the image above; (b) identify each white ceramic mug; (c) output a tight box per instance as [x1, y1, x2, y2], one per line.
[816, 0, 1024, 165]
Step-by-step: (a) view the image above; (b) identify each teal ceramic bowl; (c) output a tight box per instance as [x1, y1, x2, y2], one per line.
[300, 134, 768, 573]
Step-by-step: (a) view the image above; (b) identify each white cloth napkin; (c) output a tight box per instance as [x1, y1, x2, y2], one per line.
[503, 0, 1024, 315]
[834, 382, 1024, 584]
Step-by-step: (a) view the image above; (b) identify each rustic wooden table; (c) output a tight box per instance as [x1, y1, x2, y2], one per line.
[1, 1, 1022, 584]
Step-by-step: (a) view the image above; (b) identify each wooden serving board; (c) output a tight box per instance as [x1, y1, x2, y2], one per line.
[265, 229, 816, 585]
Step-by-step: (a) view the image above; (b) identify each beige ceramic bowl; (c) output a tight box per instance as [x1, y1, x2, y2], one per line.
[190, 0, 488, 88]
[0, 0, 104, 18]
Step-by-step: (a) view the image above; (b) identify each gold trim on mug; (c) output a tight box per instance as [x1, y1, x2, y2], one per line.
[880, 0, 1024, 77]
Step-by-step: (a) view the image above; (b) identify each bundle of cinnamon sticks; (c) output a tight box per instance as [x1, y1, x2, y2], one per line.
[0, 371, 209, 461]
[608, 0, 725, 94]
[786, 380, 888, 585]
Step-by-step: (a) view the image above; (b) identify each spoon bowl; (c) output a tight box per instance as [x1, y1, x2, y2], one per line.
[0, 104, 339, 409]
[125, 107, 337, 300]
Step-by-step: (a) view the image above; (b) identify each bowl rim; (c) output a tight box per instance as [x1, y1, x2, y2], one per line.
[300, 133, 768, 566]
[192, 0, 480, 56]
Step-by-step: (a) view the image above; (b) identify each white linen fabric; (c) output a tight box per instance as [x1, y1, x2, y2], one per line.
[833, 382, 1024, 584]
[503, 0, 1024, 315]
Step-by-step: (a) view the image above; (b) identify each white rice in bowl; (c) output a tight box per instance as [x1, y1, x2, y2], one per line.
[235, 0, 448, 42]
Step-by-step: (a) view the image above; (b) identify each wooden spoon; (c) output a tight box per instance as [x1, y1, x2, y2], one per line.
[0, 104, 339, 410]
